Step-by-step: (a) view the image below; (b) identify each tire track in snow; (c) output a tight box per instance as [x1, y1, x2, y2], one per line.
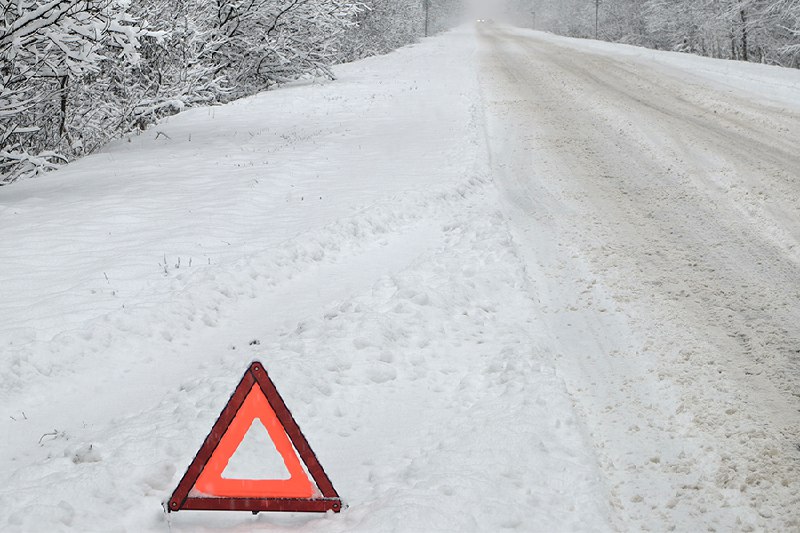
[477, 25, 800, 531]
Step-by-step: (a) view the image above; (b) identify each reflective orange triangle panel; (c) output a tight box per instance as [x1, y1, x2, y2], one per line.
[193, 384, 315, 498]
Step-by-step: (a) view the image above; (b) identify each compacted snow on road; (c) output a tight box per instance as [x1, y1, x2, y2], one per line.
[478, 24, 800, 531]
[1, 24, 799, 532]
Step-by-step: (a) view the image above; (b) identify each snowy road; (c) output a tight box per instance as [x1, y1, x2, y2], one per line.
[2, 24, 800, 532]
[478, 25, 800, 530]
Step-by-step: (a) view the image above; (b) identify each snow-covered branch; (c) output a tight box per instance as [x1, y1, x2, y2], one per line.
[1, 0, 459, 185]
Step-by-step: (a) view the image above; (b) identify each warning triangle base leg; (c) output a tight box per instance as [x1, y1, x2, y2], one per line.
[174, 497, 343, 513]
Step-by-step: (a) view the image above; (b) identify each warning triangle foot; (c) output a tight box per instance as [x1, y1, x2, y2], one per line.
[167, 361, 343, 513]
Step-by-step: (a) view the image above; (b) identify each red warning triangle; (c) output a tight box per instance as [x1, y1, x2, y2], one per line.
[167, 361, 342, 513]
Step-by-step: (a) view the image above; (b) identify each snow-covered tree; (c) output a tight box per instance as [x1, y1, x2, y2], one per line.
[524, 0, 800, 67]
[1, 0, 367, 185]
[1, 0, 154, 183]
[336, 0, 464, 62]
[338, 0, 424, 59]
[751, 0, 800, 65]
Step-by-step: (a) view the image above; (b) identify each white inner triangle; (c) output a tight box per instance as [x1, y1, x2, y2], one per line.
[221, 418, 292, 480]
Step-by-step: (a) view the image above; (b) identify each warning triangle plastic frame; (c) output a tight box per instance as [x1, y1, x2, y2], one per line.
[167, 361, 343, 513]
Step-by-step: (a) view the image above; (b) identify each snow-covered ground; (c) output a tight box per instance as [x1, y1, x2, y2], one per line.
[1, 24, 799, 532]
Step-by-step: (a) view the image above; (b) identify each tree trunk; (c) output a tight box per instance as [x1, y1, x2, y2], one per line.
[59, 76, 68, 138]
[595, 0, 599, 39]
[740, 8, 749, 62]
[424, 0, 429, 37]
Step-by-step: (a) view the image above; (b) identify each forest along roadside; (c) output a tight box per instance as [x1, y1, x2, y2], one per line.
[476, 24, 800, 532]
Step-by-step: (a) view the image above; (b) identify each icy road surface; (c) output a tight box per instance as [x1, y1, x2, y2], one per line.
[1, 24, 799, 532]
[478, 24, 800, 530]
